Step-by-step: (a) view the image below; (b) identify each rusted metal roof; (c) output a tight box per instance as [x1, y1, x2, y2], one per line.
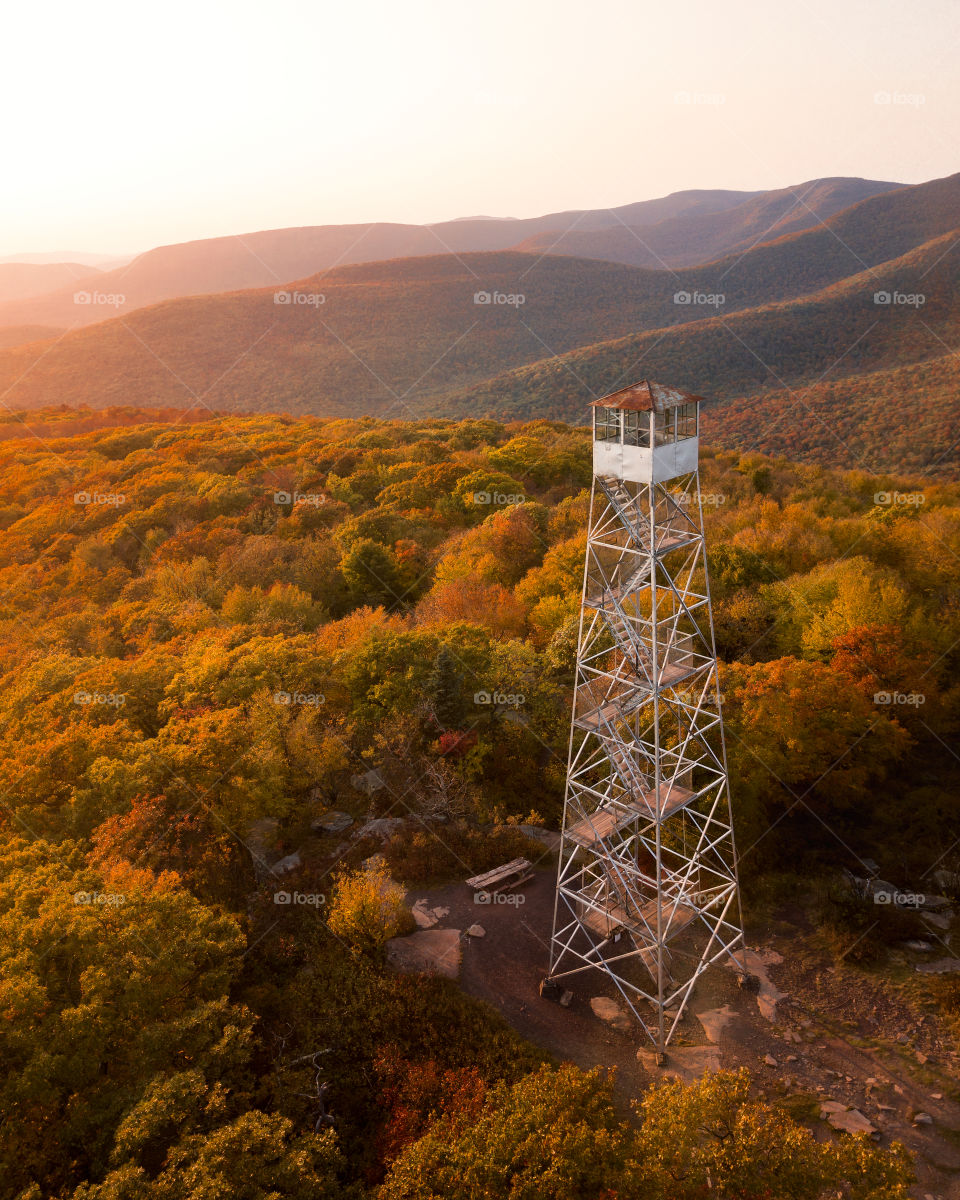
[590, 380, 703, 413]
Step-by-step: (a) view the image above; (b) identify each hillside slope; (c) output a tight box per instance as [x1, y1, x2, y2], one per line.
[513, 177, 904, 268]
[438, 231, 960, 433]
[0, 253, 683, 416]
[702, 351, 960, 475]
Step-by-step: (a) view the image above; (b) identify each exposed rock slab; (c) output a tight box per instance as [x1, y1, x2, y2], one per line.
[411, 899, 441, 929]
[385, 928, 462, 979]
[590, 996, 632, 1033]
[820, 1101, 876, 1137]
[312, 810, 354, 834]
[696, 1005, 735, 1044]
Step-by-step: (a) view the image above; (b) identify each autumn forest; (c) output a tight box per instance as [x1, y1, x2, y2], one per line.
[2, 408, 959, 1198]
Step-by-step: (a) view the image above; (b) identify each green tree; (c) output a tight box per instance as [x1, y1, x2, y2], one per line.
[425, 645, 467, 730]
[340, 538, 405, 608]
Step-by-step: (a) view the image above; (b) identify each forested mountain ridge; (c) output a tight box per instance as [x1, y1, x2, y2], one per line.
[0, 176, 956, 481]
[0, 177, 903, 337]
[440, 227, 960, 472]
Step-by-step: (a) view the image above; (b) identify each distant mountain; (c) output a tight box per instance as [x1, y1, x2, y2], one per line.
[0, 252, 131, 268]
[0, 262, 101, 304]
[0, 171, 956, 477]
[0, 217, 955, 441]
[0, 191, 765, 337]
[511, 177, 905, 268]
[0, 253, 680, 415]
[438, 229, 960, 425]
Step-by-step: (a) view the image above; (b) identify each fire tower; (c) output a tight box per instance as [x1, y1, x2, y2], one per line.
[547, 380, 745, 1060]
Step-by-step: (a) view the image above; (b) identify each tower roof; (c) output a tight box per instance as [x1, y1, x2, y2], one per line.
[590, 380, 704, 413]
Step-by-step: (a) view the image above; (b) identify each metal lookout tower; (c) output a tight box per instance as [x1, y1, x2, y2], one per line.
[546, 379, 746, 1061]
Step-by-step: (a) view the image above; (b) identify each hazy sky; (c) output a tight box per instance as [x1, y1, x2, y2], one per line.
[4, 0, 957, 256]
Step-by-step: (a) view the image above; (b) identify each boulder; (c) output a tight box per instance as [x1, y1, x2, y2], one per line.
[385, 929, 462, 979]
[696, 1005, 734, 1044]
[465, 924, 486, 938]
[311, 810, 354, 835]
[916, 958, 960, 975]
[351, 769, 385, 796]
[353, 816, 405, 841]
[271, 850, 302, 875]
[590, 996, 632, 1033]
[820, 1103, 876, 1137]
[411, 899, 440, 929]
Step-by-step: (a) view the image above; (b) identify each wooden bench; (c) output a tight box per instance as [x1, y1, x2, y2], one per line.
[466, 857, 533, 897]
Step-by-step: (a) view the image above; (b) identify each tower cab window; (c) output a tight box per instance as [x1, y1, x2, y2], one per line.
[595, 409, 621, 442]
[676, 402, 698, 439]
[654, 403, 698, 444]
[623, 410, 651, 447]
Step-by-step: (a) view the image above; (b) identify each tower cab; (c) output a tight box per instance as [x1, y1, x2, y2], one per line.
[591, 380, 701, 485]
